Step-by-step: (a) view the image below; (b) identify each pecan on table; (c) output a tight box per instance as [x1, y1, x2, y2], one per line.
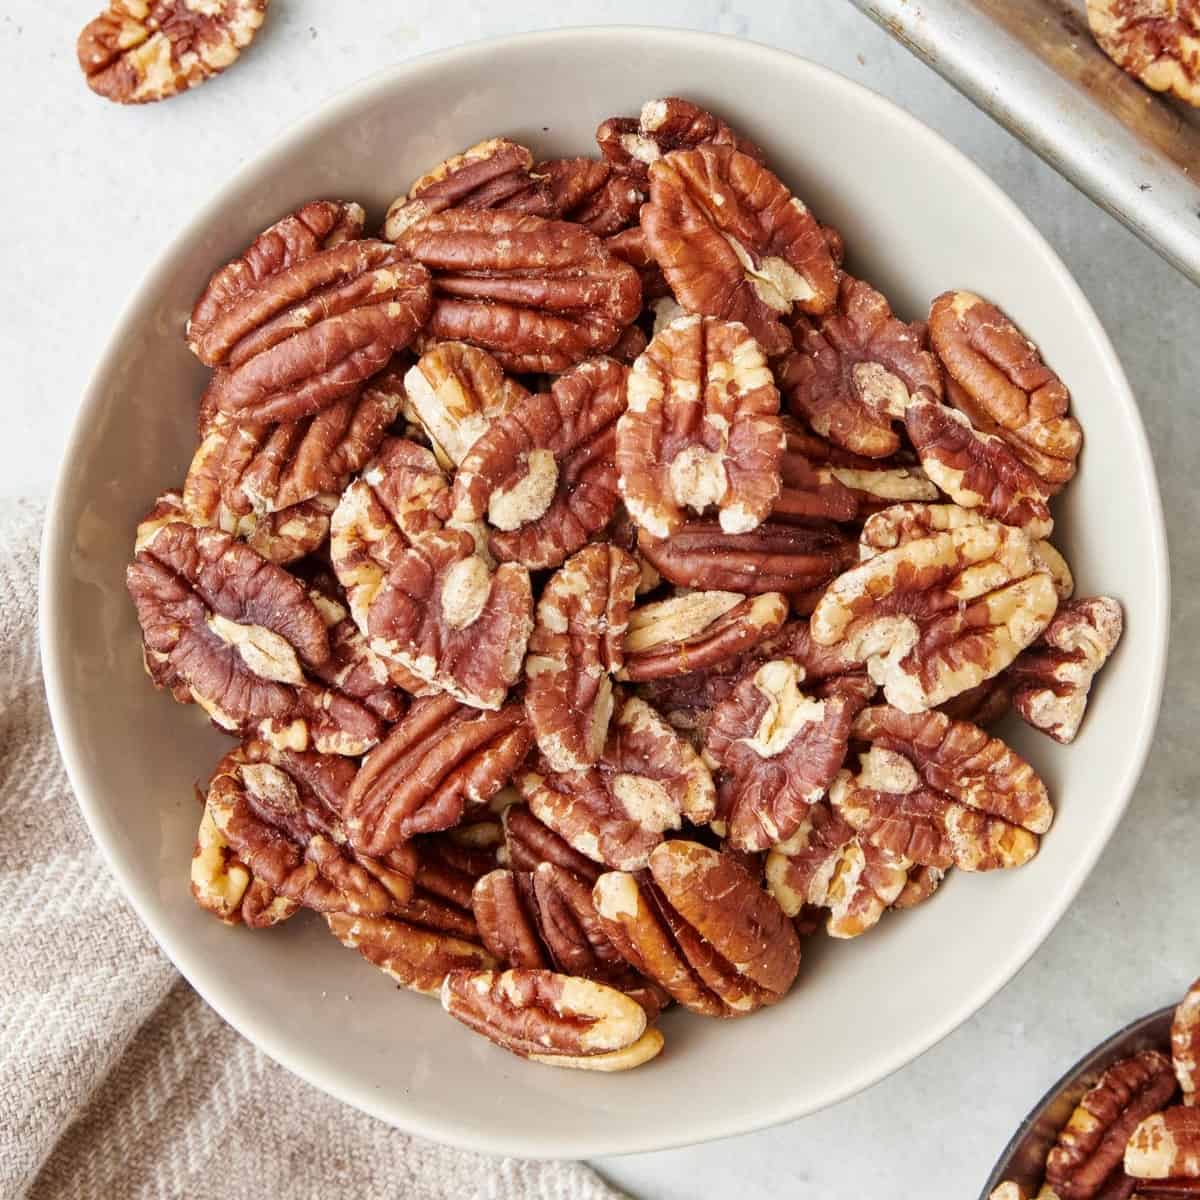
[127, 521, 386, 754]
[441, 968, 664, 1070]
[703, 659, 855, 852]
[780, 275, 943, 458]
[616, 315, 783, 538]
[810, 517, 1058, 712]
[1127, 1108, 1200, 1185]
[450, 357, 628, 569]
[78, 0, 268, 104]
[930, 291, 1082, 490]
[641, 144, 840, 356]
[831, 704, 1052, 872]
[593, 839, 802, 1017]
[1087, 0, 1200, 108]
[524, 543, 640, 772]
[394, 209, 642, 373]
[1175, 977, 1200, 1104]
[519, 694, 716, 871]
[1045, 1050, 1179, 1200]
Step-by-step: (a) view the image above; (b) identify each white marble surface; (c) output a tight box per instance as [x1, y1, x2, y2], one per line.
[5, 2, 1197, 1196]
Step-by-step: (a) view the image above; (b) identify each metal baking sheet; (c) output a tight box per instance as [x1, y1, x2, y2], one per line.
[848, 0, 1200, 286]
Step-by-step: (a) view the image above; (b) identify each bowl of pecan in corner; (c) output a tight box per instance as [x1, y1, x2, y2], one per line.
[40, 27, 1169, 1157]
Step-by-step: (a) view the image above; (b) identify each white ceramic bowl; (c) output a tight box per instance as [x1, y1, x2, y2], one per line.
[40, 27, 1168, 1158]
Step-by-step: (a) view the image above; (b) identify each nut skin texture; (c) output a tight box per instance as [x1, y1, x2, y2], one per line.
[519, 694, 716, 871]
[637, 519, 856, 609]
[618, 591, 788, 683]
[930, 291, 1082, 490]
[127, 521, 388, 755]
[593, 840, 802, 1018]
[641, 144, 840, 356]
[905, 397, 1054, 539]
[524, 544, 641, 772]
[1009, 597, 1124, 745]
[1045, 1050, 1179, 1200]
[1175, 978, 1200, 1104]
[441, 968, 664, 1071]
[395, 209, 643, 373]
[617, 315, 784, 539]
[364, 528, 534, 711]
[501, 804, 603, 884]
[78, 0, 267, 104]
[1127, 1108, 1200, 1183]
[781, 276, 943, 459]
[1087, 0, 1200, 107]
[343, 693, 532, 856]
[451, 358, 629, 570]
[532, 157, 646, 236]
[810, 518, 1058, 713]
[703, 660, 855, 852]
[196, 241, 433, 424]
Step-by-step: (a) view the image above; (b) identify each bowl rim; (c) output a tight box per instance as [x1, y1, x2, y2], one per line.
[39, 25, 1170, 1159]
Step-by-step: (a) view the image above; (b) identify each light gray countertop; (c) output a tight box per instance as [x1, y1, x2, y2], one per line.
[6, 2, 1197, 1196]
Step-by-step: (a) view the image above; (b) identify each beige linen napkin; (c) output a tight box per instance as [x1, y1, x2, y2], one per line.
[0, 499, 624, 1199]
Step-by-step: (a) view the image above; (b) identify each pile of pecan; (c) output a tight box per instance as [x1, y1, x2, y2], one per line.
[991, 976, 1200, 1199]
[126, 97, 1124, 1073]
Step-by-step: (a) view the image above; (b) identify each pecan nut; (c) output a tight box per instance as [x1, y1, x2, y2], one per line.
[533, 157, 645, 236]
[781, 276, 943, 458]
[905, 397, 1054, 538]
[78, 0, 267, 104]
[394, 209, 642, 373]
[593, 840, 802, 1017]
[703, 660, 855, 851]
[830, 704, 1051, 871]
[930, 291, 1082, 489]
[402, 342, 528, 470]
[641, 144, 840, 356]
[1009, 597, 1124, 744]
[617, 315, 784, 538]
[441, 968, 664, 1070]
[605, 225, 671, 301]
[524, 543, 640, 772]
[1087, 0, 1200, 107]
[501, 804, 603, 883]
[1127, 1109, 1200, 1184]
[519, 694, 716, 871]
[344, 693, 531, 855]
[1175, 978, 1200, 1104]
[811, 517, 1058, 712]
[450, 357, 628, 569]
[127, 521, 387, 754]
[618, 591, 788, 682]
[1045, 1050, 1179, 1200]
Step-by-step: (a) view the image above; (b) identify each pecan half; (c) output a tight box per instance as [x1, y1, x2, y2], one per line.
[78, 0, 267, 104]
[344, 693, 531, 855]
[637, 519, 856, 608]
[450, 357, 628, 569]
[364, 528, 533, 709]
[1174, 978, 1200, 1104]
[597, 97, 761, 186]
[1087, 0, 1200, 107]
[1009, 597, 1124, 744]
[1127, 1109, 1200, 1184]
[441, 968, 664, 1070]
[1045, 1050, 1179, 1200]
[593, 840, 802, 1017]
[524, 543, 640, 772]
[905, 397, 1054, 538]
[501, 804, 603, 883]
[703, 660, 855, 851]
[127, 522, 387, 754]
[618, 591, 788, 682]
[519, 694, 716, 871]
[781, 276, 943, 458]
[830, 704, 1051, 871]
[394, 209, 642, 373]
[194, 241, 432, 424]
[810, 518, 1058, 712]
[616, 315, 783, 538]
[930, 291, 1081, 489]
[765, 800, 910, 938]
[642, 144, 840, 356]
[402, 342, 528, 470]
[532, 157, 645, 236]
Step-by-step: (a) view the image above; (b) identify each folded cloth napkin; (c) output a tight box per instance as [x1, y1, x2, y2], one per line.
[0, 499, 624, 1200]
